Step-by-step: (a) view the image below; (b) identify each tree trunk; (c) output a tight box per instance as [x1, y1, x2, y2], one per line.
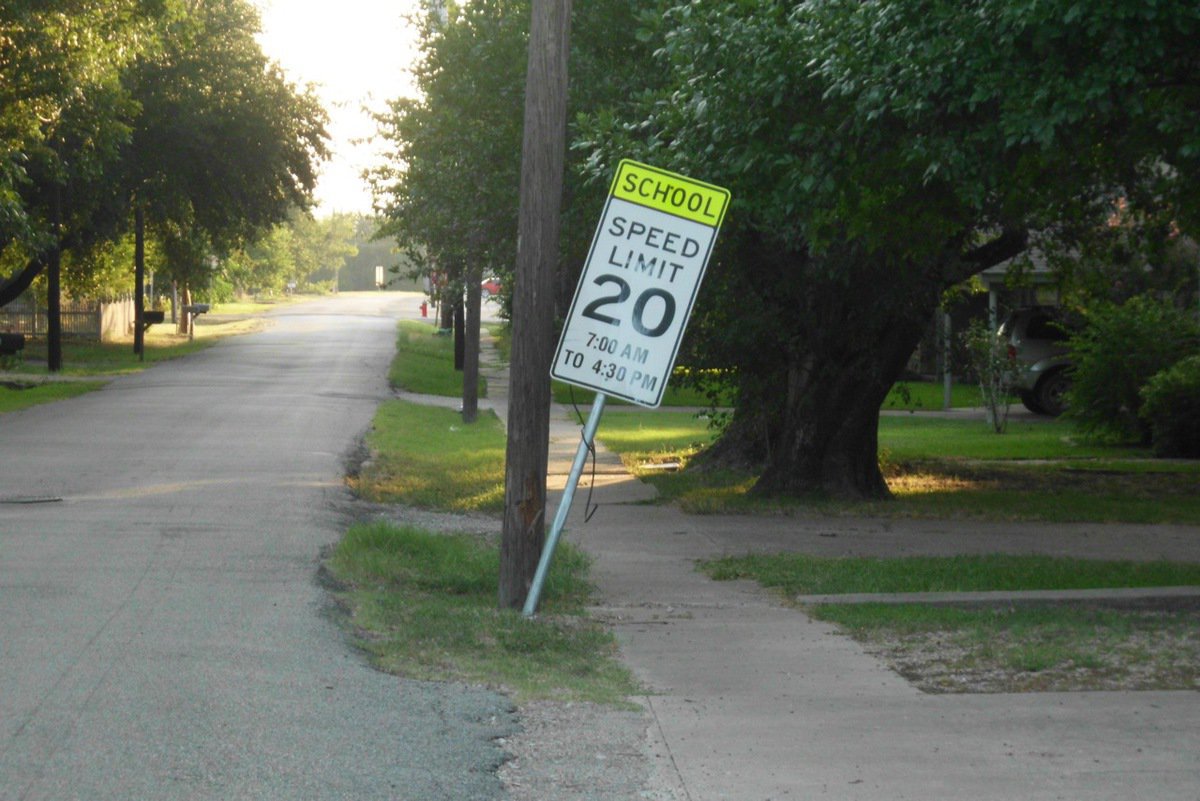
[499, 0, 571, 610]
[752, 310, 927, 499]
[178, 285, 192, 336]
[453, 295, 465, 370]
[691, 234, 948, 500]
[462, 267, 482, 424]
[684, 224, 1028, 501]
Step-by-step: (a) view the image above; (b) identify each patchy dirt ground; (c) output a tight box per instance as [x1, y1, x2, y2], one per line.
[496, 701, 671, 801]
[834, 606, 1200, 694]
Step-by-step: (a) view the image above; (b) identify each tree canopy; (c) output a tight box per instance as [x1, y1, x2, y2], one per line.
[371, 0, 659, 312]
[1, 0, 329, 309]
[369, 0, 1197, 499]
[371, 0, 527, 305]
[125, 0, 328, 249]
[578, 0, 1199, 497]
[1, 0, 161, 252]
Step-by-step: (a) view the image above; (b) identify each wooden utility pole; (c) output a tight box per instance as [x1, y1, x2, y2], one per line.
[462, 267, 482, 423]
[47, 243, 62, 373]
[134, 204, 146, 360]
[48, 185, 62, 373]
[499, 0, 571, 609]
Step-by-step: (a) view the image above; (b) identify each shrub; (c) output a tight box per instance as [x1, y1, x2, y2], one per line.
[1066, 296, 1200, 442]
[196, 274, 236, 304]
[1140, 355, 1200, 458]
[960, 319, 1017, 433]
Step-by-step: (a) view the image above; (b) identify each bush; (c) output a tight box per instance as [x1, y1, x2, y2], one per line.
[1140, 355, 1200, 458]
[196, 274, 236, 304]
[1066, 296, 1200, 442]
[959, 319, 1017, 433]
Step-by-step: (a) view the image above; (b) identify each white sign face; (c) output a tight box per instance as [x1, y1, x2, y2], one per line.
[552, 160, 730, 407]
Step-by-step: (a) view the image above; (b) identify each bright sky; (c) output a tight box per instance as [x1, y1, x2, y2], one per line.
[252, 0, 422, 216]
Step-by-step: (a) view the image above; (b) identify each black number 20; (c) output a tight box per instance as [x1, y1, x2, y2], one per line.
[581, 274, 676, 338]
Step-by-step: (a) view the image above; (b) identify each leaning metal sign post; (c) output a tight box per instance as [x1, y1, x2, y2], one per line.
[523, 159, 730, 616]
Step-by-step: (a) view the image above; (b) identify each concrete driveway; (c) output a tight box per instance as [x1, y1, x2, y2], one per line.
[0, 293, 513, 801]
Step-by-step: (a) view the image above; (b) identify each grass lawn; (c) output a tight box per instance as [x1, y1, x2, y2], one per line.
[593, 409, 1200, 524]
[879, 415, 1145, 461]
[355, 400, 506, 513]
[390, 320, 488, 398]
[551, 378, 994, 411]
[699, 553, 1200, 596]
[6, 308, 273, 378]
[883, 379, 996, 411]
[0, 317, 268, 413]
[0, 379, 107, 414]
[324, 521, 638, 704]
[9, 333, 217, 376]
[552, 376, 728, 408]
[207, 296, 307, 316]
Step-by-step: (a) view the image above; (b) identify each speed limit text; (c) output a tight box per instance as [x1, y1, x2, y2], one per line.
[605, 215, 702, 284]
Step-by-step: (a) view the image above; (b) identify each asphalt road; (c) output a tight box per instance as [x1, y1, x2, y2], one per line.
[0, 293, 514, 801]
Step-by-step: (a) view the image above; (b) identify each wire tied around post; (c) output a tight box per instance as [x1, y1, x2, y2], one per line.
[569, 386, 601, 523]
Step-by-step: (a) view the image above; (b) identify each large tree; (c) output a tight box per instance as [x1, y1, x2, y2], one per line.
[1, 0, 327, 320]
[0, 0, 161, 307]
[372, 0, 655, 424]
[583, 0, 1199, 499]
[123, 0, 327, 329]
[372, 0, 530, 421]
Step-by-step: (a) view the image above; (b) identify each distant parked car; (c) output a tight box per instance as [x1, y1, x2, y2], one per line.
[481, 277, 502, 298]
[998, 306, 1075, 416]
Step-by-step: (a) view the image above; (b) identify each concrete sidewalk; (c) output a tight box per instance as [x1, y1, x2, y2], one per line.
[532, 412, 1200, 800]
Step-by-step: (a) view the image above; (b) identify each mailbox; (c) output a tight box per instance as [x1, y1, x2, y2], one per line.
[183, 304, 210, 315]
[142, 310, 166, 324]
[0, 333, 25, 355]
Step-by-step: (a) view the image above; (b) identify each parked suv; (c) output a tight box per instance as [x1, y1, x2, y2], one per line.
[998, 306, 1075, 416]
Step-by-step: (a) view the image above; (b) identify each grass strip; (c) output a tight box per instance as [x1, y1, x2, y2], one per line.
[879, 416, 1149, 461]
[593, 409, 720, 463]
[357, 400, 506, 513]
[552, 378, 729, 408]
[0, 380, 108, 414]
[705, 553, 1200, 692]
[554, 379, 995, 411]
[593, 411, 1199, 523]
[883, 380, 996, 411]
[0, 306, 279, 407]
[554, 377, 991, 410]
[325, 521, 639, 704]
[699, 553, 1200, 596]
[9, 335, 221, 377]
[810, 603, 1200, 693]
[390, 320, 487, 398]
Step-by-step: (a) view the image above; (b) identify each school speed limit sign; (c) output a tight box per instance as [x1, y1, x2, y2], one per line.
[552, 160, 730, 407]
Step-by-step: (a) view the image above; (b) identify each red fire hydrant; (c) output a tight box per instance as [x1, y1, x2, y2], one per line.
[420, 301, 428, 318]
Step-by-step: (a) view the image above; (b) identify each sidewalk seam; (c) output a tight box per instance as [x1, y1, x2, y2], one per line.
[643, 695, 694, 801]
